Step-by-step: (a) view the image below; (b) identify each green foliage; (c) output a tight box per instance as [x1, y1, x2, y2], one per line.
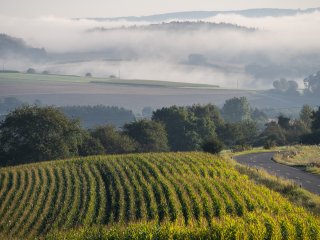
[0, 105, 83, 166]
[300, 105, 313, 130]
[257, 121, 287, 147]
[222, 97, 251, 123]
[301, 130, 320, 145]
[202, 137, 223, 154]
[124, 120, 169, 152]
[217, 121, 257, 148]
[251, 108, 268, 130]
[152, 106, 195, 151]
[300, 107, 320, 144]
[278, 115, 291, 130]
[78, 132, 105, 156]
[311, 107, 320, 131]
[90, 125, 137, 154]
[152, 104, 221, 151]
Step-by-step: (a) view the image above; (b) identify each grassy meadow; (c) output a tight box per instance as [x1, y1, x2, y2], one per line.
[273, 145, 320, 175]
[0, 72, 220, 89]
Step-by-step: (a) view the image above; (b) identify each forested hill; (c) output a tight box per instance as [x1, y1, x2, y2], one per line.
[84, 7, 320, 22]
[0, 33, 46, 60]
[89, 21, 255, 33]
[59, 105, 136, 128]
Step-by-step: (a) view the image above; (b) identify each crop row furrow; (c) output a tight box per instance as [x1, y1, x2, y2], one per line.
[117, 157, 146, 221]
[77, 165, 90, 225]
[0, 171, 16, 218]
[5, 168, 35, 235]
[0, 170, 25, 227]
[10, 167, 41, 237]
[122, 157, 157, 221]
[55, 166, 75, 229]
[97, 164, 113, 224]
[140, 156, 179, 222]
[23, 167, 55, 236]
[34, 167, 60, 235]
[64, 167, 81, 228]
[20, 167, 50, 237]
[91, 163, 107, 224]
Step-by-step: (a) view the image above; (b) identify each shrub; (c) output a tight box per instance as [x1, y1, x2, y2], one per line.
[202, 137, 223, 154]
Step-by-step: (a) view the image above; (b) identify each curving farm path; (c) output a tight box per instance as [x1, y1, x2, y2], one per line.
[234, 152, 320, 195]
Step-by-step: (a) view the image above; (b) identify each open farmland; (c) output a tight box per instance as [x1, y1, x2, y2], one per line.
[0, 72, 310, 112]
[0, 152, 319, 239]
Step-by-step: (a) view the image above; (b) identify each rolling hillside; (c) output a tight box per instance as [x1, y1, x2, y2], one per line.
[0, 152, 319, 239]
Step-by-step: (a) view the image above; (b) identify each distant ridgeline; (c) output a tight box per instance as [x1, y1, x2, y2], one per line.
[0, 33, 46, 60]
[59, 105, 136, 128]
[83, 8, 320, 22]
[0, 98, 135, 128]
[89, 21, 256, 33]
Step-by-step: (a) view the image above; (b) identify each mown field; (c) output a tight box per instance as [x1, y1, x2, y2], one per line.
[274, 145, 320, 175]
[0, 152, 319, 239]
[0, 72, 219, 89]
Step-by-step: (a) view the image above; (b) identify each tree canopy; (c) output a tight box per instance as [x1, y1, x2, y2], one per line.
[90, 125, 137, 154]
[124, 120, 169, 152]
[222, 97, 251, 123]
[0, 105, 83, 166]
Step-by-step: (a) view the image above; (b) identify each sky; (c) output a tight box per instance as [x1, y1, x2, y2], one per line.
[1, 0, 320, 18]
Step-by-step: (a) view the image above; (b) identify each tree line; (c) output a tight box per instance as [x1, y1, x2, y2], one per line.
[0, 97, 319, 166]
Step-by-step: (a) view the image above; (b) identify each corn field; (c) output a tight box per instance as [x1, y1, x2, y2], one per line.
[0, 152, 319, 239]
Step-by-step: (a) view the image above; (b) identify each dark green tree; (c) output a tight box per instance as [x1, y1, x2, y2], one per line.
[301, 107, 320, 144]
[0, 106, 83, 166]
[222, 97, 251, 123]
[90, 125, 137, 154]
[256, 121, 287, 147]
[299, 105, 313, 130]
[78, 132, 105, 156]
[278, 115, 291, 130]
[311, 107, 320, 131]
[217, 120, 257, 149]
[152, 106, 201, 151]
[202, 136, 223, 154]
[188, 104, 223, 138]
[123, 120, 169, 152]
[152, 104, 223, 151]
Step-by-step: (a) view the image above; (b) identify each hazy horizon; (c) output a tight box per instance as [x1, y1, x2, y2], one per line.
[0, 0, 319, 18]
[1, 3, 320, 89]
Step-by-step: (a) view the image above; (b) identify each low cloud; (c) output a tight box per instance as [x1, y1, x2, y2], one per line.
[1, 11, 320, 88]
